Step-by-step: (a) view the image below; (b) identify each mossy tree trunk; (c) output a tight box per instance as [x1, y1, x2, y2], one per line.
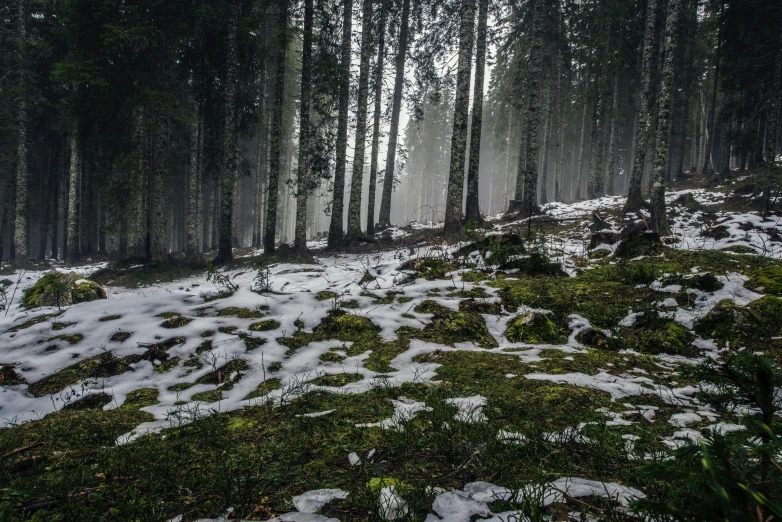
[377, 0, 410, 229]
[366, 0, 386, 236]
[624, 0, 658, 212]
[465, 0, 488, 224]
[443, 0, 476, 235]
[649, 0, 682, 234]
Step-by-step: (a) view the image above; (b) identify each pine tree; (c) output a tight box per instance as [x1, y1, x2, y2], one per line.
[465, 0, 488, 225]
[443, 0, 476, 236]
[293, 0, 314, 254]
[366, 0, 387, 236]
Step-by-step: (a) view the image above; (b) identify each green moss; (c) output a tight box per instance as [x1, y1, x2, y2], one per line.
[504, 312, 564, 344]
[154, 357, 181, 373]
[201, 330, 215, 337]
[184, 354, 204, 369]
[320, 351, 346, 363]
[414, 300, 450, 314]
[124, 388, 160, 408]
[694, 299, 759, 345]
[399, 257, 456, 280]
[196, 359, 248, 386]
[621, 320, 695, 356]
[191, 390, 223, 402]
[28, 352, 132, 397]
[158, 313, 192, 329]
[416, 310, 498, 348]
[316, 290, 338, 301]
[167, 382, 194, 392]
[249, 319, 281, 331]
[240, 333, 267, 351]
[99, 314, 122, 322]
[747, 265, 782, 296]
[21, 271, 107, 309]
[461, 270, 490, 282]
[110, 331, 132, 342]
[217, 307, 265, 319]
[748, 295, 782, 334]
[52, 322, 76, 330]
[218, 325, 238, 334]
[310, 372, 363, 387]
[6, 312, 61, 332]
[341, 299, 360, 308]
[39, 333, 84, 345]
[267, 362, 282, 372]
[243, 378, 281, 400]
[196, 340, 213, 354]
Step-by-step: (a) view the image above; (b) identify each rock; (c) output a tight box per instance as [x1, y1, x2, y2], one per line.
[694, 273, 723, 292]
[694, 299, 758, 344]
[21, 270, 107, 309]
[576, 327, 614, 349]
[504, 312, 562, 344]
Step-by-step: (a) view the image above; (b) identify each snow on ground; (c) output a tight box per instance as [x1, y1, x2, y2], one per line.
[1, 185, 773, 519]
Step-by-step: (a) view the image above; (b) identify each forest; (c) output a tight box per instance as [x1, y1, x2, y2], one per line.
[1, 0, 782, 520]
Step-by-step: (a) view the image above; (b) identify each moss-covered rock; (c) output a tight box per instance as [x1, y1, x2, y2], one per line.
[575, 327, 615, 350]
[21, 270, 107, 309]
[694, 299, 759, 344]
[623, 320, 695, 356]
[249, 319, 281, 332]
[747, 265, 782, 296]
[504, 312, 563, 344]
[417, 310, 498, 348]
[748, 295, 782, 335]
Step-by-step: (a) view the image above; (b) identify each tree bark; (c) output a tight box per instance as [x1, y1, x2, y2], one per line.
[649, 0, 681, 234]
[624, 0, 658, 212]
[443, 0, 476, 235]
[764, 43, 781, 213]
[293, 0, 314, 253]
[13, 0, 27, 263]
[216, 1, 240, 263]
[346, 0, 374, 238]
[465, 0, 488, 224]
[701, 9, 723, 174]
[66, 132, 80, 266]
[574, 94, 589, 201]
[602, 71, 619, 195]
[186, 104, 202, 260]
[377, 0, 410, 229]
[328, 0, 354, 246]
[554, 58, 567, 202]
[264, 0, 290, 254]
[539, 72, 554, 205]
[366, 0, 387, 236]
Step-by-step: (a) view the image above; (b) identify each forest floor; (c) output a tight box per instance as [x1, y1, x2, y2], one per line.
[1, 166, 782, 521]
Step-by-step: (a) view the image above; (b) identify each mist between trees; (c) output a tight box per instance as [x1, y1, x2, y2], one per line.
[0, 0, 780, 262]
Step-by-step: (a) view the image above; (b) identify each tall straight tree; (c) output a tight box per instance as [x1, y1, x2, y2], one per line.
[346, 0, 373, 239]
[366, 0, 387, 236]
[66, 131, 79, 266]
[264, 0, 290, 254]
[377, 0, 411, 229]
[443, 0, 476, 236]
[624, 0, 658, 212]
[465, 0, 488, 224]
[293, 0, 314, 253]
[701, 3, 723, 174]
[328, 0, 353, 246]
[13, 0, 27, 262]
[763, 48, 781, 213]
[520, 0, 546, 219]
[216, 0, 240, 263]
[650, 0, 682, 233]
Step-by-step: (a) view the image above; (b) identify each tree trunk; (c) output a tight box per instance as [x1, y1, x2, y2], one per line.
[606, 74, 620, 196]
[216, 1, 239, 263]
[519, 0, 546, 221]
[539, 72, 554, 205]
[328, 0, 354, 245]
[264, 0, 290, 254]
[366, 0, 387, 236]
[574, 95, 589, 201]
[465, 0, 488, 224]
[13, 0, 27, 263]
[294, 0, 314, 253]
[554, 59, 567, 202]
[443, 0, 476, 235]
[701, 12, 722, 174]
[377, 0, 410, 229]
[66, 132, 80, 266]
[764, 44, 781, 213]
[346, 0, 374, 238]
[624, 0, 658, 212]
[649, 0, 681, 234]
[186, 104, 202, 260]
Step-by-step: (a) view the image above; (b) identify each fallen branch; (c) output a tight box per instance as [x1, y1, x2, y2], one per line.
[1, 441, 44, 459]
